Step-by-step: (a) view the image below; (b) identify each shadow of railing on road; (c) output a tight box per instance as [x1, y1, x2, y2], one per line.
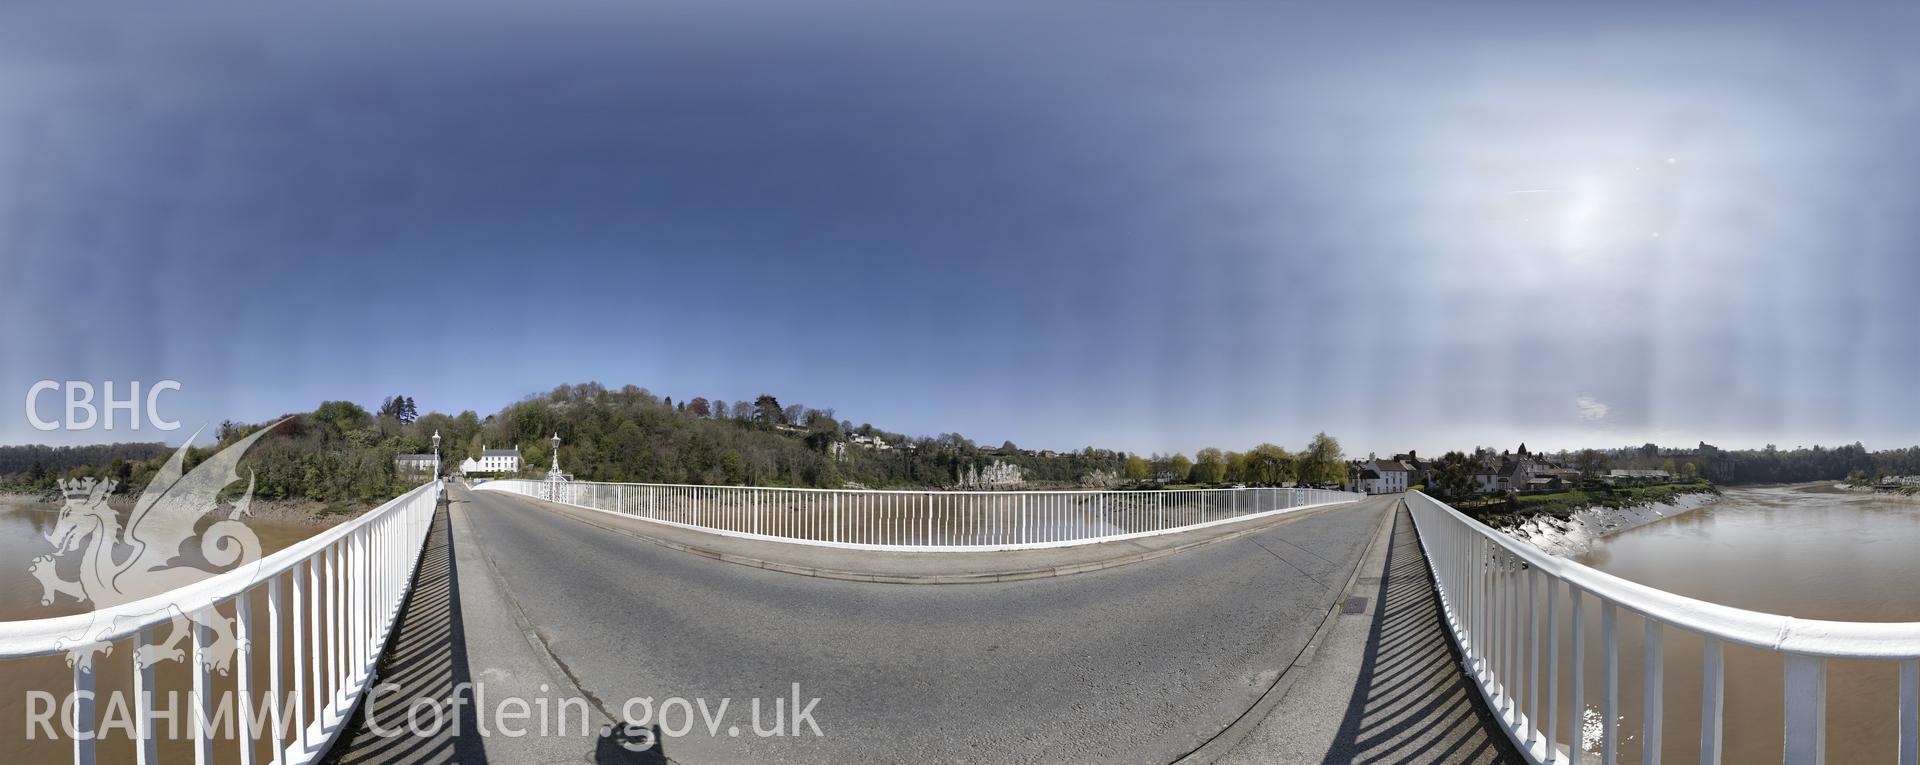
[1321, 505, 1524, 764]
[326, 496, 486, 764]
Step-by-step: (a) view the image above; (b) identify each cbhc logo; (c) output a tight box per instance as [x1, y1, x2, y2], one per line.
[25, 380, 181, 431]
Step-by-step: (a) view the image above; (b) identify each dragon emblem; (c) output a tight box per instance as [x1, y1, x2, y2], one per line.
[29, 420, 288, 674]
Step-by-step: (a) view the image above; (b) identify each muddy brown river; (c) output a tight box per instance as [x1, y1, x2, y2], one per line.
[1563, 484, 1920, 763]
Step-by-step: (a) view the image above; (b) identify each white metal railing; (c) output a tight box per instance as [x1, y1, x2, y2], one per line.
[475, 479, 1362, 551]
[1406, 490, 1920, 765]
[0, 479, 441, 765]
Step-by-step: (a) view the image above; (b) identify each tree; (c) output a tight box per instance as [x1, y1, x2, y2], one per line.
[1575, 449, 1609, 479]
[1429, 451, 1480, 502]
[1244, 443, 1294, 485]
[1124, 454, 1151, 482]
[1298, 432, 1345, 485]
[1167, 454, 1193, 483]
[401, 396, 417, 424]
[1192, 448, 1226, 484]
[712, 400, 729, 420]
[687, 397, 711, 418]
[312, 401, 373, 434]
[1224, 451, 1249, 484]
[754, 395, 784, 424]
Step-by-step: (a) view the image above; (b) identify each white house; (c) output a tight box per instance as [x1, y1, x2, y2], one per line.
[849, 433, 894, 450]
[1351, 459, 1411, 494]
[460, 447, 521, 475]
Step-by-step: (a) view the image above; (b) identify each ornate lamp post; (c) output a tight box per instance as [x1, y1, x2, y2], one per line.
[432, 429, 441, 476]
[547, 432, 563, 500]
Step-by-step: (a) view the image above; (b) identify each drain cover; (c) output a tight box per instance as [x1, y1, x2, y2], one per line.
[1343, 596, 1369, 614]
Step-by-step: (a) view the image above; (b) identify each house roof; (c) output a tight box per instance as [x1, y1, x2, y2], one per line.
[1357, 469, 1381, 480]
[1372, 460, 1409, 473]
[482, 449, 519, 457]
[395, 453, 436, 460]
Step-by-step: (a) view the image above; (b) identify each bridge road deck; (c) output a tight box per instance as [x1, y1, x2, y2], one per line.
[323, 486, 1517, 763]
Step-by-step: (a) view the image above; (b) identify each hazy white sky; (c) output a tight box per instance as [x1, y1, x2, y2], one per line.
[2, 2, 1917, 458]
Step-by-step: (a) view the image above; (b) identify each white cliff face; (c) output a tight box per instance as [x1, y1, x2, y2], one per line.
[957, 460, 1025, 489]
[1503, 491, 1721, 557]
[1079, 468, 1119, 488]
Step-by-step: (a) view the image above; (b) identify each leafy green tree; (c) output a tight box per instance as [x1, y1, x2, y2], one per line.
[312, 401, 373, 435]
[1192, 448, 1227, 484]
[1429, 451, 1480, 502]
[1224, 451, 1248, 484]
[754, 395, 784, 424]
[1244, 444, 1294, 485]
[1124, 454, 1151, 481]
[1167, 454, 1193, 483]
[1298, 432, 1345, 485]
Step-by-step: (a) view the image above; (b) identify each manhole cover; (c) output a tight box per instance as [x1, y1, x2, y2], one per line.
[1343, 596, 1369, 614]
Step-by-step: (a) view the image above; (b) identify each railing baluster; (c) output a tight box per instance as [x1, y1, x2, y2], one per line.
[1495, 550, 1507, 707]
[238, 587, 257, 765]
[1508, 552, 1520, 716]
[1643, 617, 1662, 765]
[1900, 659, 1918, 765]
[135, 625, 157, 765]
[268, 575, 286, 765]
[1529, 567, 1540, 747]
[314, 545, 330, 718]
[1547, 577, 1560, 761]
[192, 611, 213, 765]
[1701, 636, 1723, 765]
[1602, 601, 1618, 765]
[1783, 654, 1826, 765]
[1570, 587, 1586, 765]
[294, 560, 309, 752]
[73, 660, 95, 765]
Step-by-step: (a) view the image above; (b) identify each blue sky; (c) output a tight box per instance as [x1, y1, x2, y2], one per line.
[3, 2, 1918, 457]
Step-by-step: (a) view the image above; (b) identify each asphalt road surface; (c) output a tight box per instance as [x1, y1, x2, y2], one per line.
[456, 486, 1393, 763]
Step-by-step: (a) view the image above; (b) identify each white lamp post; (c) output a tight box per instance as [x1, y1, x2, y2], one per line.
[547, 432, 563, 500]
[432, 429, 441, 477]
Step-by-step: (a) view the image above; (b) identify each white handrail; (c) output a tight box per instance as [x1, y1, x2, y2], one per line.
[1405, 490, 1920, 764]
[1, 479, 442, 765]
[475, 478, 1365, 551]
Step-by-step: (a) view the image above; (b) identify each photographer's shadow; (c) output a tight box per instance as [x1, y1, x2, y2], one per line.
[595, 722, 668, 765]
